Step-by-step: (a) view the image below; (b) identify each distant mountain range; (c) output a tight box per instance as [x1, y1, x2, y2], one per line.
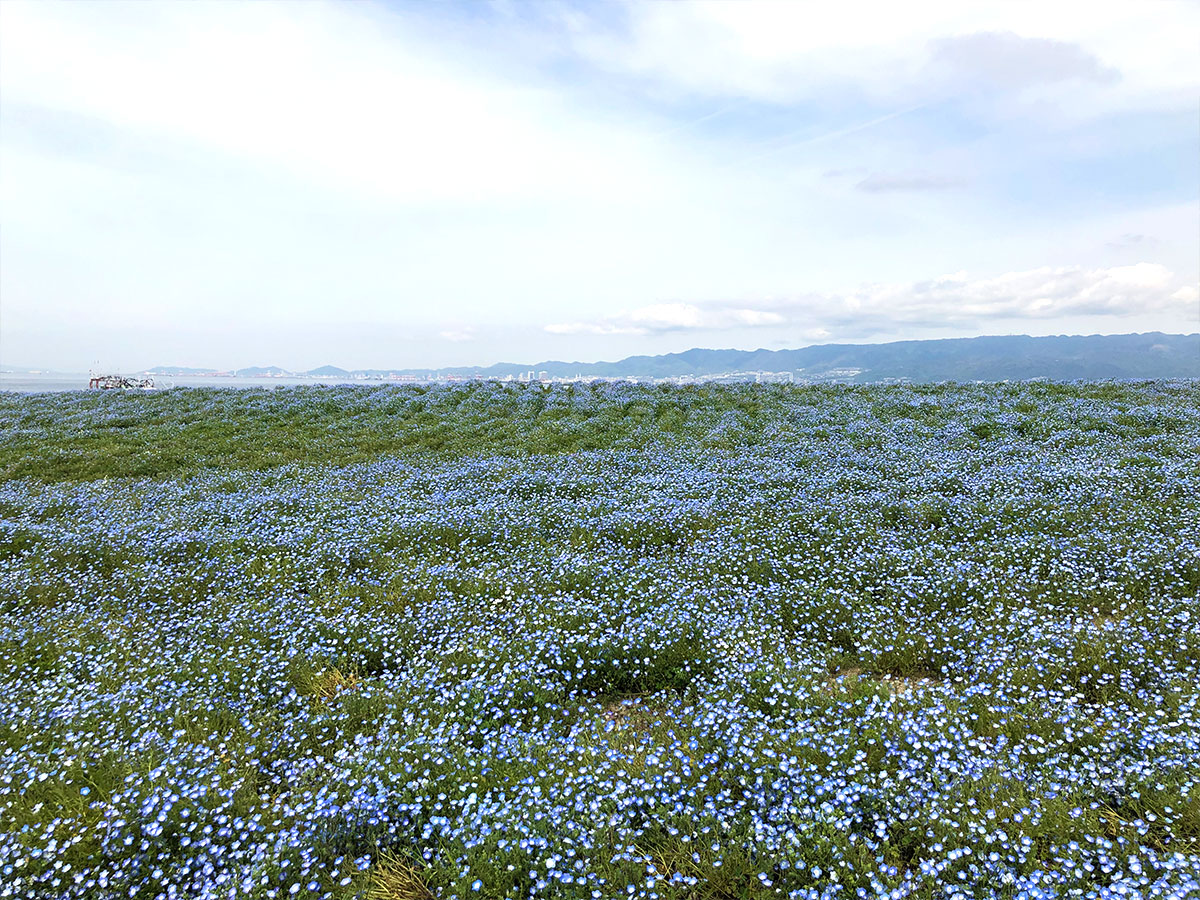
[142, 332, 1198, 382]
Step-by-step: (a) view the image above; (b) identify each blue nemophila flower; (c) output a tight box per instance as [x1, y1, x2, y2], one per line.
[0, 382, 1197, 898]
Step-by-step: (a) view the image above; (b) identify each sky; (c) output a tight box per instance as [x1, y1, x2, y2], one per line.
[1, 0, 1197, 372]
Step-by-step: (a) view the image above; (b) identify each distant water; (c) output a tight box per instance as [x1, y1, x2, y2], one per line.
[0, 372, 384, 393]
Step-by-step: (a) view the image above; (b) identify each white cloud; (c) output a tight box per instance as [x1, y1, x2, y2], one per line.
[0, 0, 665, 205]
[546, 263, 1197, 339]
[929, 31, 1119, 89]
[1170, 285, 1199, 305]
[1106, 232, 1162, 250]
[865, 263, 1186, 321]
[630, 303, 704, 330]
[572, 1, 1199, 112]
[856, 172, 966, 192]
[548, 302, 785, 336]
[439, 329, 475, 343]
[544, 322, 645, 336]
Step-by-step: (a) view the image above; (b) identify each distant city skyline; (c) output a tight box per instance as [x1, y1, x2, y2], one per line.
[1, 1, 1197, 372]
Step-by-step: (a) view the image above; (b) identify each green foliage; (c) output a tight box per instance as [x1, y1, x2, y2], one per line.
[1, 379, 1198, 897]
[2, 380, 1194, 484]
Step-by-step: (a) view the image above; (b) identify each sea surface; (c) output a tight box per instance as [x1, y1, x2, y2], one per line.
[0, 372, 385, 393]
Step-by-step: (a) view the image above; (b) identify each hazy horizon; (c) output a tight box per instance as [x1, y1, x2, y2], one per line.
[2, 1, 1198, 373]
[3, 328, 1197, 376]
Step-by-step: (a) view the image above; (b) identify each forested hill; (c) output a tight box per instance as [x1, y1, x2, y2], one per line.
[420, 332, 1200, 381]
[147, 332, 1200, 381]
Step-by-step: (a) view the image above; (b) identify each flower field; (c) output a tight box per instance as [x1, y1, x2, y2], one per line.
[0, 381, 1198, 900]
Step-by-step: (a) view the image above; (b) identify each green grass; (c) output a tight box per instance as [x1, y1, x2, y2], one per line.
[2, 380, 1196, 483]
[0, 380, 1198, 898]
